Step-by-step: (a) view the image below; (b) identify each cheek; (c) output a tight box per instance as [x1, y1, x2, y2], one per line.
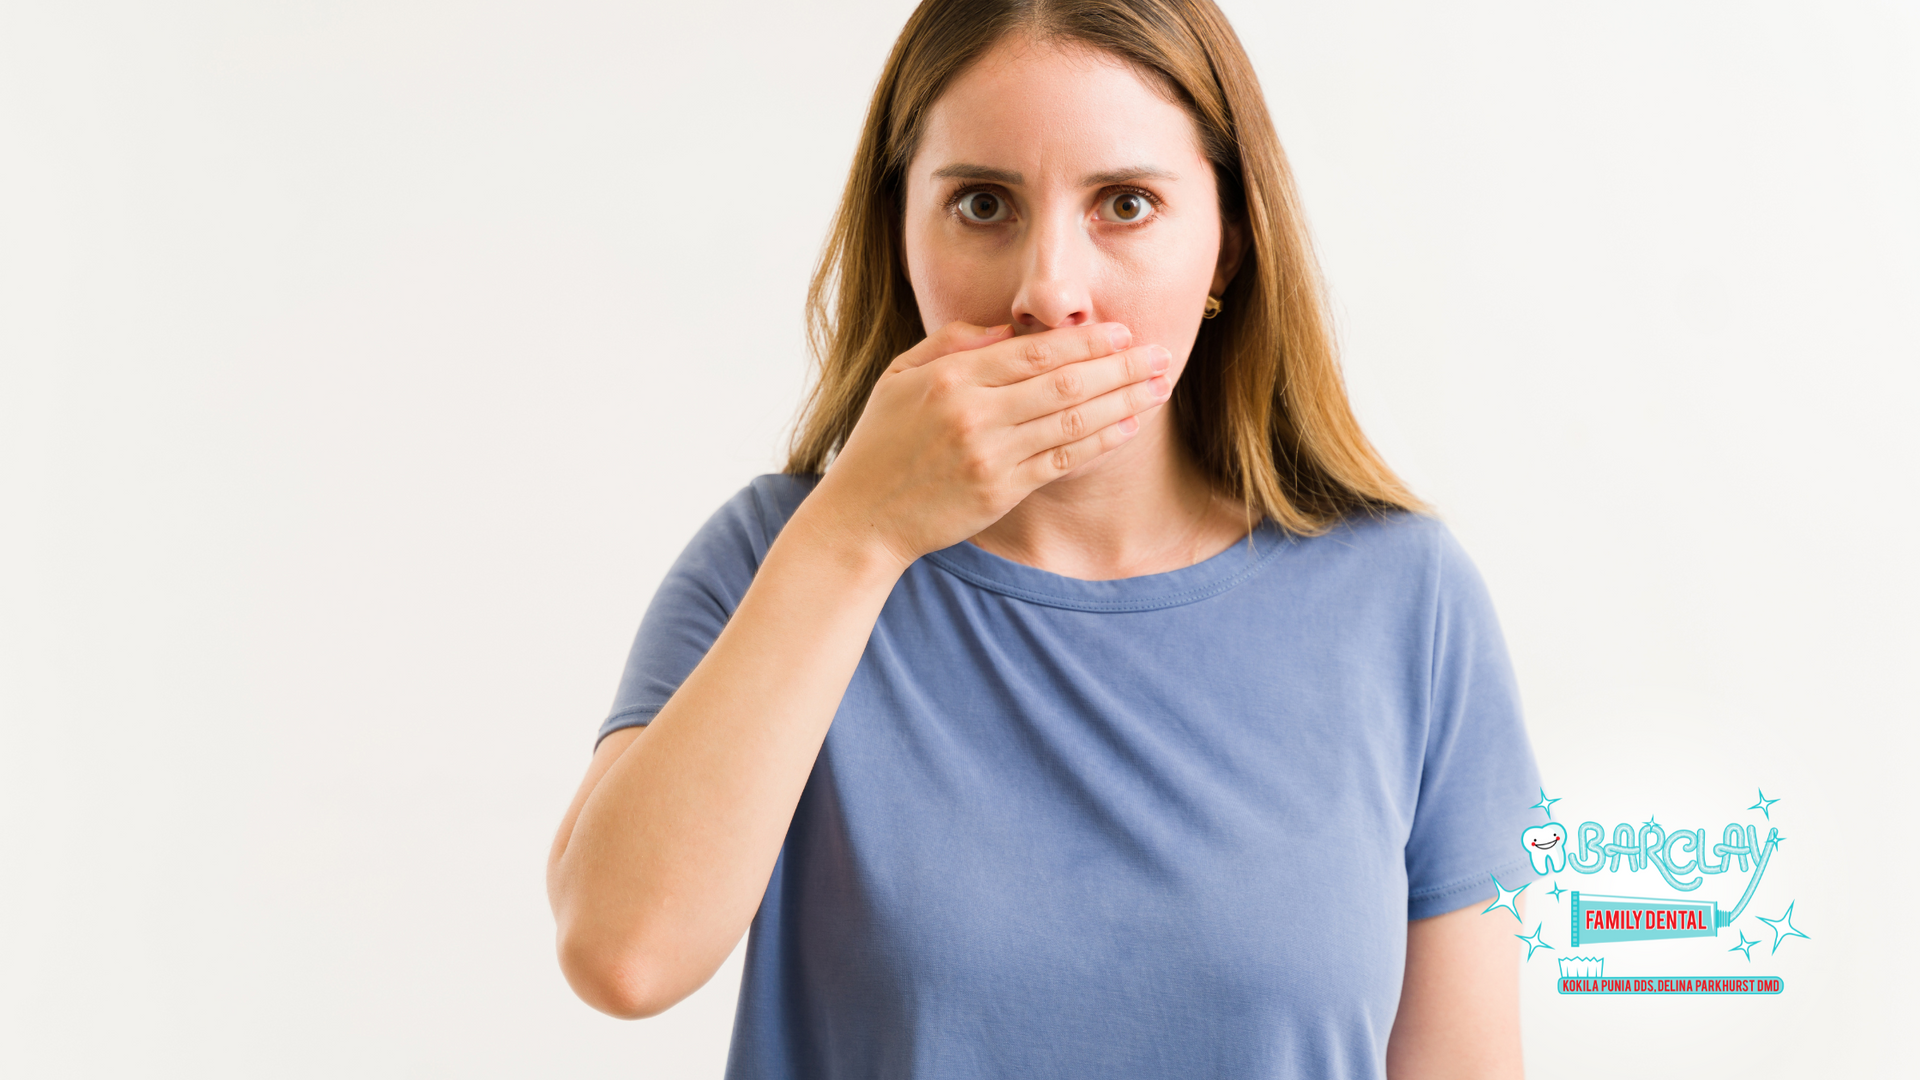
[1091, 234, 1219, 371]
[903, 218, 1019, 329]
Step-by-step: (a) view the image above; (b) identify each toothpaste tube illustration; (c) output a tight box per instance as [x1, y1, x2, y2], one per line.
[1572, 892, 1726, 944]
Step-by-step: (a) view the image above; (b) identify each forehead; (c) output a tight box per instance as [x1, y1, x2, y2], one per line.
[912, 37, 1207, 180]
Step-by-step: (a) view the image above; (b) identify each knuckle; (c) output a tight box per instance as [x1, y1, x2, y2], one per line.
[1049, 369, 1082, 401]
[1018, 339, 1053, 371]
[1059, 408, 1086, 440]
[1049, 445, 1074, 473]
[927, 368, 965, 397]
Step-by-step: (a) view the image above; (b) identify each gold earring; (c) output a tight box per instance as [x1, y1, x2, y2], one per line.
[1202, 295, 1223, 319]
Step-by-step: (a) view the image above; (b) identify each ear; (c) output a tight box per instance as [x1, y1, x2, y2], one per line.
[1210, 215, 1248, 297]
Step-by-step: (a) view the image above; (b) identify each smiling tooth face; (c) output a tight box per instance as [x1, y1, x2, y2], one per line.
[1522, 823, 1569, 875]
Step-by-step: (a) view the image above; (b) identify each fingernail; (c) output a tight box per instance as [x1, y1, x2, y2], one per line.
[1149, 375, 1172, 399]
[1107, 324, 1131, 350]
[1118, 416, 1139, 435]
[1148, 346, 1170, 374]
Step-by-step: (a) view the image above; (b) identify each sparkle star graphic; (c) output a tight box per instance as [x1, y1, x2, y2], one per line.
[1750, 788, 1780, 820]
[1516, 924, 1554, 961]
[1483, 874, 1528, 921]
[1530, 787, 1561, 820]
[1642, 813, 1659, 830]
[1547, 880, 1567, 904]
[1758, 902, 1810, 955]
[1728, 930, 1759, 961]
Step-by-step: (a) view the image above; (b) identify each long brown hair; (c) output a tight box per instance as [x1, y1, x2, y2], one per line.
[785, 0, 1424, 534]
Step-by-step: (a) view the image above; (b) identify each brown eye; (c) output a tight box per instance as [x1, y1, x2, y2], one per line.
[956, 192, 1008, 222]
[1102, 191, 1154, 223]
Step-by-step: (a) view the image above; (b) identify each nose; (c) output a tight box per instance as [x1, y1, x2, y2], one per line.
[1009, 210, 1093, 330]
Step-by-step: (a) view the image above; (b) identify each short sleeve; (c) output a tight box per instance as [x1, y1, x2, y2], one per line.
[1404, 527, 1544, 920]
[596, 474, 818, 748]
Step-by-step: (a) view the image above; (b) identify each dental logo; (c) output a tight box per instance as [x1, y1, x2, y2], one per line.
[1488, 787, 1809, 996]
[1522, 822, 1567, 874]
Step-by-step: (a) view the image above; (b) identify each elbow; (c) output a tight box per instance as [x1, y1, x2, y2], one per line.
[556, 932, 689, 1020]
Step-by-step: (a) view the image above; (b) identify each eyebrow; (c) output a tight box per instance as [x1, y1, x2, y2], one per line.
[932, 164, 1023, 184]
[1080, 166, 1178, 186]
[929, 164, 1178, 186]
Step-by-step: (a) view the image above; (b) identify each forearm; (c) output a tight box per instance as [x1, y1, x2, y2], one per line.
[548, 498, 907, 1017]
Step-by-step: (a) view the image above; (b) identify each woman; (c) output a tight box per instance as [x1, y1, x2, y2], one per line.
[549, 1, 1540, 1076]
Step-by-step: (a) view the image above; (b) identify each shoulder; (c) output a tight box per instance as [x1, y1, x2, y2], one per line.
[689, 473, 821, 563]
[658, 473, 822, 599]
[1260, 510, 1500, 645]
[733, 473, 821, 553]
[1288, 509, 1479, 591]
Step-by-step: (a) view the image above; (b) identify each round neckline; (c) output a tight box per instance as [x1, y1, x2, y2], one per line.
[920, 519, 1290, 612]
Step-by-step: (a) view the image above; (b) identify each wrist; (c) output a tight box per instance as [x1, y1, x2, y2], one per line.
[777, 490, 918, 589]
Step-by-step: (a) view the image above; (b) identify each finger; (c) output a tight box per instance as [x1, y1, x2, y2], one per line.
[1013, 413, 1144, 487]
[1000, 344, 1171, 424]
[890, 321, 1014, 372]
[966, 322, 1133, 387]
[1009, 365, 1173, 458]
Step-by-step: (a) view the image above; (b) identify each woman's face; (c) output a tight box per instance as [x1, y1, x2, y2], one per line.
[903, 36, 1239, 386]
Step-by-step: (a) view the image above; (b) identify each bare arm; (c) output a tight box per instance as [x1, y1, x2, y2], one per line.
[546, 320, 1171, 1018]
[1385, 900, 1526, 1079]
[545, 510, 907, 1017]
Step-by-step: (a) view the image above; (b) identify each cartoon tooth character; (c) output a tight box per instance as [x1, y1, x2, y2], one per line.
[1522, 822, 1568, 875]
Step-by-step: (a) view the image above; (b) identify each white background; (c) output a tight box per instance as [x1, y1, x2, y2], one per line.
[3, 1, 1914, 1075]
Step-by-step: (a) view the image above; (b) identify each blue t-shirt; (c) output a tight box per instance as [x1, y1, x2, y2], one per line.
[600, 474, 1540, 1079]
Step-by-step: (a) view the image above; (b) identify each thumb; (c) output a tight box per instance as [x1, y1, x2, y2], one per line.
[892, 320, 1014, 371]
